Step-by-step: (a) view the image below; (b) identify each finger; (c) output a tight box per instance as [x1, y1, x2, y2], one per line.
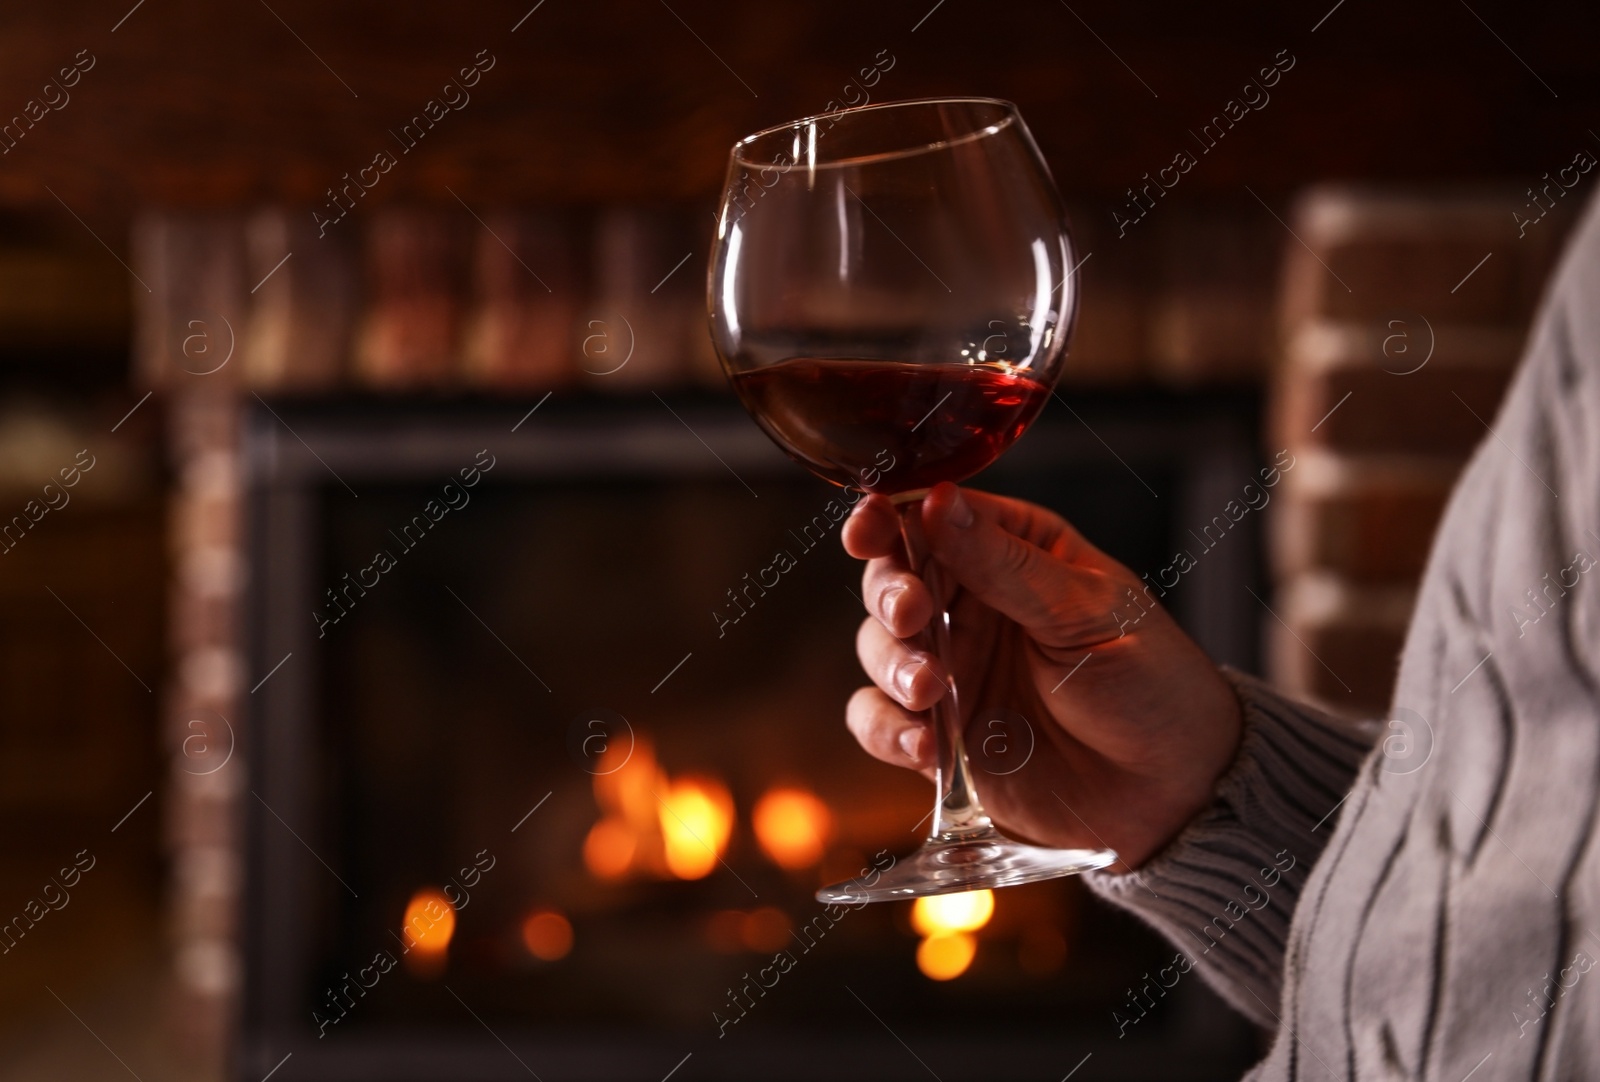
[856, 615, 946, 712]
[842, 493, 901, 560]
[846, 685, 934, 772]
[944, 486, 1122, 574]
[921, 482, 1131, 647]
[862, 558, 933, 639]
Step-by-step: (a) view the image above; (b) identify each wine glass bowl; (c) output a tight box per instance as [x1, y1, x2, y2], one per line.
[713, 98, 1077, 497]
[708, 98, 1115, 902]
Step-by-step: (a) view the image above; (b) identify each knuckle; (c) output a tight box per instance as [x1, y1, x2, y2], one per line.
[997, 534, 1037, 580]
[872, 576, 905, 623]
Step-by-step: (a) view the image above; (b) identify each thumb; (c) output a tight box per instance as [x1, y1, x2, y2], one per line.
[921, 483, 1133, 649]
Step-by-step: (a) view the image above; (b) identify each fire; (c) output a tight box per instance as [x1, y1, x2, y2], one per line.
[581, 730, 737, 883]
[583, 734, 666, 880]
[739, 906, 791, 952]
[521, 909, 573, 961]
[911, 890, 994, 981]
[401, 888, 456, 977]
[583, 817, 636, 880]
[752, 787, 833, 869]
[917, 933, 978, 980]
[593, 735, 664, 840]
[658, 775, 734, 880]
[912, 889, 995, 936]
[705, 906, 792, 953]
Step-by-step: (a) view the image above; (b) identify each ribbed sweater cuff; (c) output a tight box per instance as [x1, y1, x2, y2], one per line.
[1083, 668, 1378, 1028]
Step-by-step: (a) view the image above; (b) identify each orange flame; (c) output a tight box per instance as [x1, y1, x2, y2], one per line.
[739, 906, 792, 952]
[658, 775, 734, 880]
[583, 817, 637, 880]
[911, 889, 995, 936]
[912, 890, 994, 981]
[583, 731, 737, 883]
[917, 933, 978, 980]
[521, 909, 574, 961]
[752, 787, 833, 869]
[593, 734, 663, 838]
[401, 888, 456, 977]
[584, 734, 665, 879]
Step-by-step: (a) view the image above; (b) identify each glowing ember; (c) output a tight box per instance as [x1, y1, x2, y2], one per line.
[583, 727, 739, 884]
[401, 888, 456, 977]
[593, 734, 664, 843]
[403, 888, 456, 952]
[917, 932, 978, 980]
[911, 890, 995, 936]
[658, 775, 734, 880]
[582, 816, 636, 880]
[739, 906, 792, 952]
[521, 910, 574, 961]
[752, 787, 833, 869]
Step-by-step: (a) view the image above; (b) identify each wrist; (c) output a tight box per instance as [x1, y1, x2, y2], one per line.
[1118, 664, 1246, 870]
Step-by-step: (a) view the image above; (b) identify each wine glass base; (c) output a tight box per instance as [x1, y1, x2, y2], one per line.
[815, 826, 1117, 904]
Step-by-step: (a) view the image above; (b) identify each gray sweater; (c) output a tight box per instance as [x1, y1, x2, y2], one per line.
[1089, 192, 1600, 1081]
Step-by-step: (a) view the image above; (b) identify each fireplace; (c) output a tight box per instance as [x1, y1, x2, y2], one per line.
[235, 387, 1262, 1080]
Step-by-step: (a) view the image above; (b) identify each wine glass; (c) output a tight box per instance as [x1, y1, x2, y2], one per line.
[708, 97, 1116, 902]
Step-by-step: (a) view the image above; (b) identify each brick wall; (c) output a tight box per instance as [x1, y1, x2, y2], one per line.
[1266, 185, 1577, 715]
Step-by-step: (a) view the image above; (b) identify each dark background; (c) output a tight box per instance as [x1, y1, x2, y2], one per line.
[0, 0, 1593, 212]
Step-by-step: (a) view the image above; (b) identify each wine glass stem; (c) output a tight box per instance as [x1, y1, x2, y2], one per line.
[897, 497, 992, 840]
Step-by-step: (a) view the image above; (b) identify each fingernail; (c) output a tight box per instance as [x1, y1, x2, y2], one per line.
[893, 659, 920, 701]
[881, 583, 906, 621]
[898, 726, 925, 761]
[947, 488, 974, 528]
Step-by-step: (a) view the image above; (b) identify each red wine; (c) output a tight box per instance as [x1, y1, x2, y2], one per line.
[731, 358, 1052, 495]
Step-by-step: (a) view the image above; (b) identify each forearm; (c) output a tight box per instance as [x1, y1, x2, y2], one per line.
[1084, 669, 1379, 1027]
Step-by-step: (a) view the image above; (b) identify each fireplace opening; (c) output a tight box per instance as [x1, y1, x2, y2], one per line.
[241, 389, 1261, 1081]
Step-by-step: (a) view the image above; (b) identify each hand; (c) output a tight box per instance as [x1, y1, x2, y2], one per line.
[844, 482, 1243, 870]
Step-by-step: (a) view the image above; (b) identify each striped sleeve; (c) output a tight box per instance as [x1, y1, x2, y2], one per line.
[1083, 668, 1379, 1028]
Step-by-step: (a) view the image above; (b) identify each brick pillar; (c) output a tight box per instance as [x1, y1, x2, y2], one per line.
[164, 387, 246, 1070]
[133, 213, 250, 1074]
[1266, 186, 1574, 714]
